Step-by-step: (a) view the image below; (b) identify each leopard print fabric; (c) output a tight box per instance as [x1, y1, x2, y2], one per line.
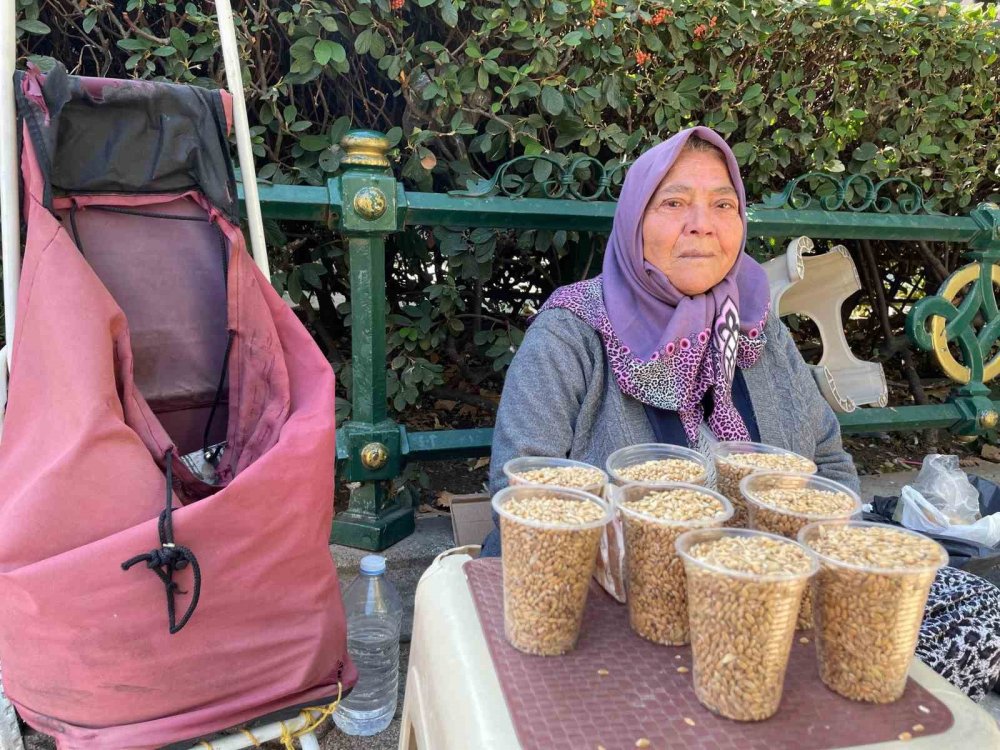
[539, 277, 768, 444]
[916, 566, 1000, 702]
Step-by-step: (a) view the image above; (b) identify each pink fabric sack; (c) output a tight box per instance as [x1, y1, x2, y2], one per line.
[0, 65, 356, 749]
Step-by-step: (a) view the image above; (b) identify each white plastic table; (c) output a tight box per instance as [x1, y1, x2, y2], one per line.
[399, 547, 1000, 750]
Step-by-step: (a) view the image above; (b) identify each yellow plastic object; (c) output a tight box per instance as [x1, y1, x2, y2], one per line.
[398, 547, 1000, 750]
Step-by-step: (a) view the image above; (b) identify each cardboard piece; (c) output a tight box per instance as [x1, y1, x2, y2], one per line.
[449, 493, 493, 547]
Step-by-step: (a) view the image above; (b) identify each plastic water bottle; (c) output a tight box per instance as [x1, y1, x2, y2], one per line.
[333, 555, 403, 736]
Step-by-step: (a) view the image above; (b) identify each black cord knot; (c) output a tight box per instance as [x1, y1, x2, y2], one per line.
[121, 449, 202, 634]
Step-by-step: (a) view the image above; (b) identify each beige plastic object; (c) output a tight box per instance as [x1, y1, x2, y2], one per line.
[398, 547, 1000, 750]
[763, 240, 888, 413]
[763, 236, 811, 309]
[399, 550, 521, 750]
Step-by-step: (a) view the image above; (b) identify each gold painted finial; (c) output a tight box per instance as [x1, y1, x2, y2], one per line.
[341, 130, 391, 169]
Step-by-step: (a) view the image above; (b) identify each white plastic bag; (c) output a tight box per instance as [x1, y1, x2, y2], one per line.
[909, 454, 981, 525]
[900, 485, 1000, 547]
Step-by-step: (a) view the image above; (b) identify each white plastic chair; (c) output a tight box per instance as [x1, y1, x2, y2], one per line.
[763, 238, 888, 413]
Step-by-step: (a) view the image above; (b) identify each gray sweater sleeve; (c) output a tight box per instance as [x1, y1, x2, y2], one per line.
[488, 309, 600, 495]
[770, 318, 860, 493]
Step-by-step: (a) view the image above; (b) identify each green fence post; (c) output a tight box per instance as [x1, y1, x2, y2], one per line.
[330, 130, 415, 550]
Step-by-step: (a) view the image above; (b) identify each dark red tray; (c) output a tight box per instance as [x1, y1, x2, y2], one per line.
[465, 558, 953, 750]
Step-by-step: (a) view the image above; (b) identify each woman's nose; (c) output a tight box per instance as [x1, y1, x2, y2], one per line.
[685, 205, 714, 235]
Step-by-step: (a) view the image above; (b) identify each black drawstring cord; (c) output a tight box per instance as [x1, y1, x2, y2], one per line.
[203, 330, 235, 464]
[202, 224, 233, 464]
[122, 448, 202, 634]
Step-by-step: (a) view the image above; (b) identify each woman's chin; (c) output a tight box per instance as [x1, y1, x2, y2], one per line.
[671, 274, 725, 297]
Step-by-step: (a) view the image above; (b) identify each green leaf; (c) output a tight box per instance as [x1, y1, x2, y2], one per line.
[83, 13, 98, 34]
[350, 8, 373, 25]
[739, 84, 764, 106]
[287, 269, 303, 303]
[153, 46, 176, 57]
[329, 116, 353, 147]
[563, 31, 584, 46]
[440, 0, 459, 27]
[117, 38, 151, 51]
[355, 29, 372, 55]
[386, 126, 404, 148]
[853, 142, 879, 161]
[370, 32, 386, 59]
[301, 263, 326, 289]
[541, 86, 564, 116]
[319, 146, 343, 172]
[314, 40, 342, 65]
[299, 135, 331, 152]
[594, 18, 613, 39]
[677, 76, 704, 94]
[169, 27, 190, 56]
[730, 142, 755, 164]
[16, 19, 50, 35]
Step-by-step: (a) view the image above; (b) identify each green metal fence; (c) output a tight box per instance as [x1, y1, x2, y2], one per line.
[239, 130, 1000, 550]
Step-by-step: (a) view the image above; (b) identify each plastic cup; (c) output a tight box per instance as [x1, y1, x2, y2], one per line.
[503, 456, 608, 496]
[676, 528, 818, 721]
[618, 482, 732, 645]
[741, 472, 861, 629]
[492, 485, 611, 655]
[605, 443, 711, 487]
[712, 442, 816, 528]
[798, 520, 947, 703]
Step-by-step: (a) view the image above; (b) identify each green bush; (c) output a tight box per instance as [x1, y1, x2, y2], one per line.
[14, 0, 1000, 416]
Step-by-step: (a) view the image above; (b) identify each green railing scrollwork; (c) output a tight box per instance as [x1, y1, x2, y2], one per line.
[907, 202, 1000, 432]
[449, 154, 632, 201]
[760, 173, 930, 215]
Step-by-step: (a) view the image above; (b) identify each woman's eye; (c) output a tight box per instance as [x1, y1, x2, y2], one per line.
[717, 201, 736, 209]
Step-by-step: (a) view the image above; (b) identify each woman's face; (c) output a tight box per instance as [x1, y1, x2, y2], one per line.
[641, 149, 744, 296]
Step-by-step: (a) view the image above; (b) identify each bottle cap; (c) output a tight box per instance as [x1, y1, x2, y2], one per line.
[359, 554, 386, 575]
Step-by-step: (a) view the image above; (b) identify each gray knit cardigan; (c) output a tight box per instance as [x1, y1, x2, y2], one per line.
[481, 307, 859, 555]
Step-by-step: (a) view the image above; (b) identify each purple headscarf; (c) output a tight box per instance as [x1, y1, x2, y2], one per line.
[539, 126, 771, 444]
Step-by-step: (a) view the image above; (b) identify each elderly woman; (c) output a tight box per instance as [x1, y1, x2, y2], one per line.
[482, 126, 1000, 702]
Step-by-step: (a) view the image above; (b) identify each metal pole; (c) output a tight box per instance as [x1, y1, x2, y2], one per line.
[0, 7, 23, 749]
[213, 0, 270, 279]
[1, 0, 21, 370]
